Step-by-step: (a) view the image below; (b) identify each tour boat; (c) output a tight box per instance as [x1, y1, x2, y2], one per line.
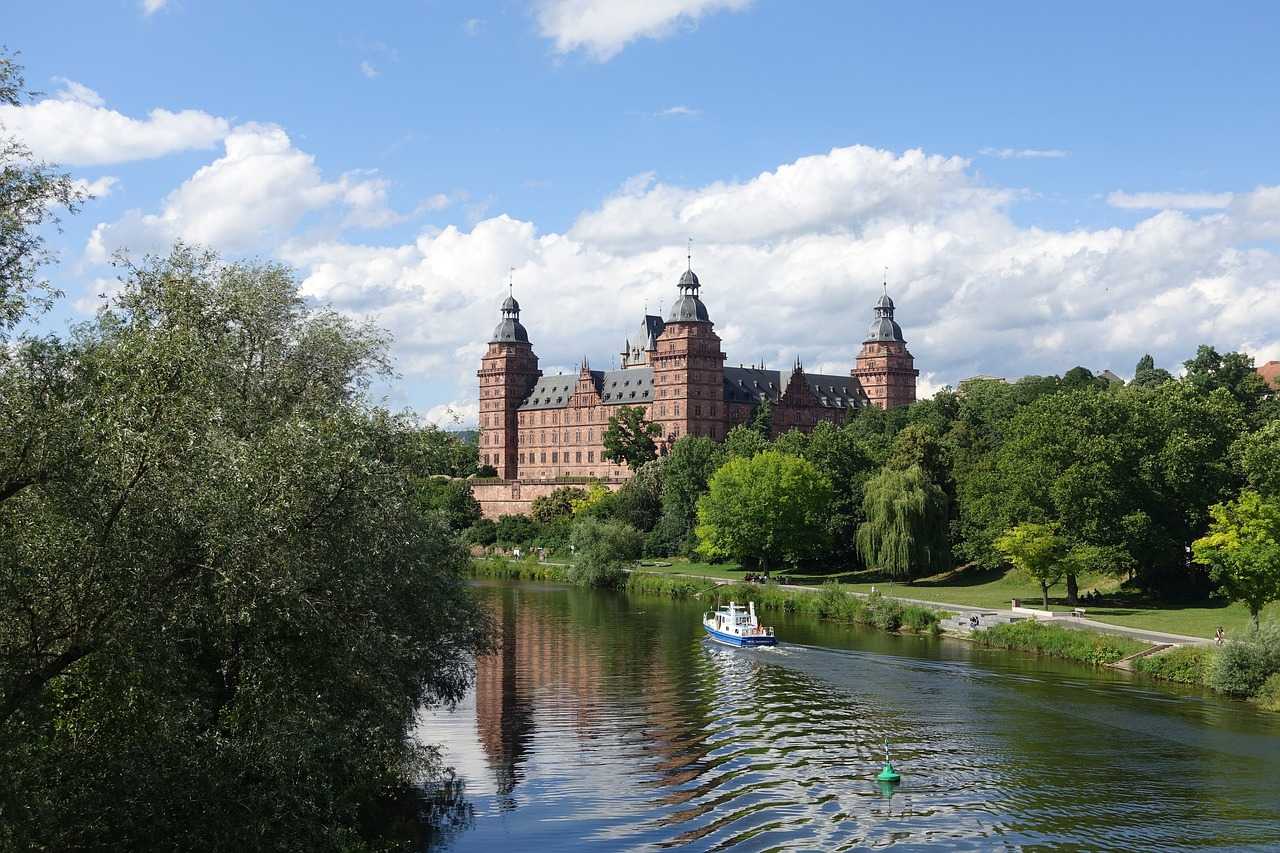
[702, 601, 777, 647]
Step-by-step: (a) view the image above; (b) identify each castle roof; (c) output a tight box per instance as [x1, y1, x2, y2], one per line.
[669, 265, 711, 323]
[722, 366, 866, 409]
[865, 287, 905, 343]
[518, 368, 654, 411]
[491, 289, 529, 343]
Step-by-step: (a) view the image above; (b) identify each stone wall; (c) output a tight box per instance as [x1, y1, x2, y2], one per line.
[472, 478, 626, 520]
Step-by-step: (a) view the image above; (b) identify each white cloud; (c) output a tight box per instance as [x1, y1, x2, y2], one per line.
[0, 79, 227, 166]
[269, 145, 1280, 418]
[656, 105, 701, 117]
[86, 123, 399, 262]
[141, 0, 168, 15]
[359, 61, 381, 79]
[1107, 191, 1234, 210]
[71, 176, 119, 199]
[536, 0, 752, 61]
[425, 400, 481, 428]
[979, 147, 1070, 159]
[82, 137, 1280, 418]
[463, 18, 485, 36]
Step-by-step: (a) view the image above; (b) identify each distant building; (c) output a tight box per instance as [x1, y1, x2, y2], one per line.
[1258, 360, 1280, 391]
[474, 260, 918, 494]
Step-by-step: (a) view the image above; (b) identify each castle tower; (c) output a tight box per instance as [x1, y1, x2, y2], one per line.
[852, 285, 917, 409]
[651, 257, 726, 445]
[477, 291, 540, 478]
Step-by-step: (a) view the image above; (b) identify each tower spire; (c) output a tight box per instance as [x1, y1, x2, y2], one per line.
[687, 236, 693, 272]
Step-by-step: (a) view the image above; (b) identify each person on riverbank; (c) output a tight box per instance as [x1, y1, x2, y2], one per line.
[1216, 626, 1225, 645]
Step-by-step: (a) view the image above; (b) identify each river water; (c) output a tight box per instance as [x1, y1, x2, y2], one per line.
[416, 580, 1280, 851]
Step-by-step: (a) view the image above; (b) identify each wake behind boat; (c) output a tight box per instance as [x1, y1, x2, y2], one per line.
[703, 601, 777, 647]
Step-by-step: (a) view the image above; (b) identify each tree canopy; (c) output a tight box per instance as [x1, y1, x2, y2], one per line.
[695, 451, 833, 571]
[1193, 491, 1280, 628]
[856, 464, 950, 579]
[602, 405, 661, 469]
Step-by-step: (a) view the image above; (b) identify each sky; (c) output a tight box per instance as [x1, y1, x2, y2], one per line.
[6, 0, 1280, 425]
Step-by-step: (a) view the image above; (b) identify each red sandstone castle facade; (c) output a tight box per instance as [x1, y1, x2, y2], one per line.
[477, 264, 917, 482]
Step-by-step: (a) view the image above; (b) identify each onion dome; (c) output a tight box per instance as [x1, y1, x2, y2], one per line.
[865, 287, 905, 342]
[668, 265, 710, 323]
[491, 291, 529, 343]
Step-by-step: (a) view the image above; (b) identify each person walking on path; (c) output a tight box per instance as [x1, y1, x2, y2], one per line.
[1215, 626, 1225, 646]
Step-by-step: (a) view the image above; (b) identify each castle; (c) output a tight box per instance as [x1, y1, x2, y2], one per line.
[474, 261, 917, 513]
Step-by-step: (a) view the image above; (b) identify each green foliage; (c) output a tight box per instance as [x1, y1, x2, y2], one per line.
[602, 405, 661, 470]
[625, 571, 717, 599]
[610, 458, 664, 531]
[696, 451, 833, 571]
[470, 555, 569, 583]
[1132, 353, 1174, 388]
[1208, 623, 1280, 697]
[1254, 672, 1280, 712]
[994, 522, 1064, 607]
[657, 435, 725, 551]
[466, 517, 498, 546]
[529, 485, 587, 523]
[494, 513, 540, 547]
[1183, 345, 1269, 415]
[1193, 491, 1280, 627]
[722, 423, 770, 459]
[0, 51, 85, 334]
[709, 582, 941, 634]
[1234, 420, 1280, 498]
[0, 246, 489, 851]
[972, 622, 1148, 665]
[414, 477, 482, 531]
[569, 517, 643, 587]
[749, 397, 773, 436]
[1133, 646, 1215, 685]
[857, 465, 950, 579]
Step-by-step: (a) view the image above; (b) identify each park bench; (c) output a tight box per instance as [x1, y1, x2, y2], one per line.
[1071, 607, 1087, 618]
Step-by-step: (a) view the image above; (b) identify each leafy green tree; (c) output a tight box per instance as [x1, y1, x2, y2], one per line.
[1235, 420, 1280, 498]
[466, 517, 498, 546]
[695, 451, 833, 572]
[887, 422, 949, 487]
[495, 513, 539, 547]
[0, 246, 489, 850]
[750, 397, 774, 436]
[402, 423, 480, 477]
[611, 458, 664, 531]
[856, 465, 950, 579]
[529, 485, 586, 523]
[657, 435, 724, 544]
[995, 522, 1065, 608]
[414, 477, 482, 531]
[1183, 345, 1269, 415]
[1193, 490, 1280, 629]
[723, 423, 770, 459]
[795, 421, 877, 564]
[1061, 366, 1104, 392]
[1131, 353, 1174, 388]
[0, 52, 84, 334]
[569, 517, 643, 587]
[602, 405, 661, 469]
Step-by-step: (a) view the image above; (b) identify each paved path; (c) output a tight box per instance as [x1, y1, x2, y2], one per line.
[629, 568, 1213, 647]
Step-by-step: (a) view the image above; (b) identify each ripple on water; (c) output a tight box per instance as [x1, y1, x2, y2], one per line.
[419, 583, 1280, 853]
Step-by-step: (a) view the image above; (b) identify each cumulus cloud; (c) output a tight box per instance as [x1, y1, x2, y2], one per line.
[359, 61, 381, 79]
[266, 144, 1280, 423]
[140, 0, 168, 15]
[1107, 191, 1234, 210]
[71, 176, 119, 199]
[978, 147, 1070, 159]
[536, 0, 752, 61]
[80, 138, 1280, 423]
[0, 79, 227, 166]
[86, 123, 399, 262]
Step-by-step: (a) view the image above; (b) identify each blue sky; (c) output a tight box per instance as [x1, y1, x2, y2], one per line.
[7, 1, 1280, 421]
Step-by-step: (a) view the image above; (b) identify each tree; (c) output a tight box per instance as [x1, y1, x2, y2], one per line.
[569, 517, 643, 587]
[696, 451, 833, 572]
[0, 51, 84, 335]
[750, 397, 773, 436]
[529, 485, 586, 523]
[1061, 366, 1104, 392]
[414, 477, 482, 531]
[856, 465, 950, 579]
[495, 513, 539, 547]
[611, 458, 664, 532]
[657, 435, 724, 549]
[1235, 420, 1280, 498]
[602, 405, 661, 469]
[1131, 354, 1174, 388]
[0, 246, 489, 850]
[1183, 345, 1268, 415]
[723, 423, 769, 459]
[995, 522, 1065, 609]
[1193, 490, 1280, 629]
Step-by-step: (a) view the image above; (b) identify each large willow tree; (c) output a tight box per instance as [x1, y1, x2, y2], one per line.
[856, 465, 950, 579]
[0, 245, 490, 851]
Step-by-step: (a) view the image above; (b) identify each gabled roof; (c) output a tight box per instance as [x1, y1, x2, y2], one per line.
[519, 368, 654, 410]
[722, 366, 865, 409]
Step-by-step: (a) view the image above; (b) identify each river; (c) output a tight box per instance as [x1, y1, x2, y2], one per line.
[416, 579, 1280, 851]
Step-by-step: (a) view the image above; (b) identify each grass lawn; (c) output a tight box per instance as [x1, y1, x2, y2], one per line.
[632, 557, 744, 580]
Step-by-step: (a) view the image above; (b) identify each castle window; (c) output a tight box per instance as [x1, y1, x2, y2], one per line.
[520, 453, 525, 463]
[694, 405, 701, 416]
[541, 452, 547, 463]
[588, 451, 594, 462]
[674, 402, 680, 415]
[552, 452, 558, 463]
[576, 451, 582, 463]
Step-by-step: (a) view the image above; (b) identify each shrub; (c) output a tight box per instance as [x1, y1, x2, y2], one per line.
[1133, 646, 1214, 685]
[465, 517, 497, 546]
[972, 621, 1147, 666]
[625, 572, 716, 599]
[530, 486, 586, 523]
[1254, 673, 1280, 712]
[569, 517, 643, 588]
[1209, 622, 1280, 697]
[494, 513, 540, 547]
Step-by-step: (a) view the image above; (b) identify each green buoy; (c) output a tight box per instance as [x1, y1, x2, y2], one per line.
[876, 740, 901, 784]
